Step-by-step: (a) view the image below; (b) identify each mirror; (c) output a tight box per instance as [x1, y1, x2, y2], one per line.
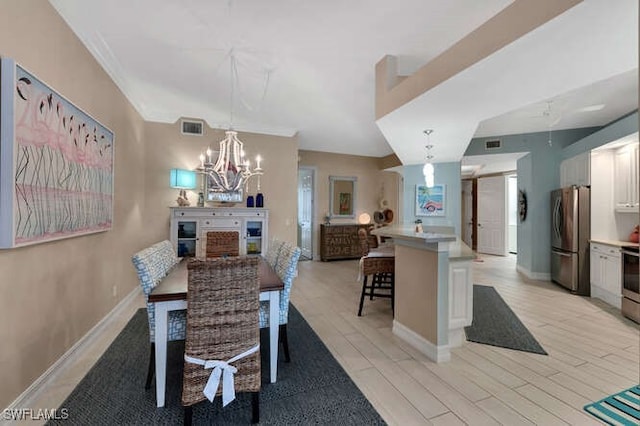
[329, 176, 357, 218]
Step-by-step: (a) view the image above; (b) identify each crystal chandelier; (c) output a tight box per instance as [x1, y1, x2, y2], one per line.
[197, 130, 263, 193]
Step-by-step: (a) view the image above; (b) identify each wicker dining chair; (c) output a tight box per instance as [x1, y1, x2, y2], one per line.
[205, 231, 240, 258]
[182, 256, 261, 425]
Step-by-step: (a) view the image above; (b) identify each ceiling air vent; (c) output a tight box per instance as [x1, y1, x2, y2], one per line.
[181, 119, 204, 136]
[485, 139, 501, 150]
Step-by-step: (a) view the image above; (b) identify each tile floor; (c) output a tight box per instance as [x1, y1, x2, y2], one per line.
[18, 253, 640, 425]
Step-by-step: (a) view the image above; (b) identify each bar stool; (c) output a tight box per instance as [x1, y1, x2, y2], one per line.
[357, 228, 395, 316]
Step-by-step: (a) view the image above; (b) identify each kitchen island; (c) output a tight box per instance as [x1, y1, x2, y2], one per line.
[371, 226, 474, 362]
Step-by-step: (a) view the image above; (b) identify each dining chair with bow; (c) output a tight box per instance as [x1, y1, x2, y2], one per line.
[182, 256, 261, 425]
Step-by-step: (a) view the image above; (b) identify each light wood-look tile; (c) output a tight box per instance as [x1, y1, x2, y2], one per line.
[26, 254, 640, 426]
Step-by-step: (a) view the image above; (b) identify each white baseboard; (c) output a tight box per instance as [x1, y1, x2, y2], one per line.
[4, 287, 140, 417]
[516, 264, 551, 281]
[392, 320, 450, 363]
[448, 328, 466, 348]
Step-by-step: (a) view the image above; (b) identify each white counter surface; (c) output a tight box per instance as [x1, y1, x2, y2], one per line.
[447, 238, 475, 261]
[590, 238, 639, 248]
[371, 226, 474, 260]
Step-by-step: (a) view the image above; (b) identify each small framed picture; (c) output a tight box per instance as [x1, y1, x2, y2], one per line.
[415, 184, 445, 217]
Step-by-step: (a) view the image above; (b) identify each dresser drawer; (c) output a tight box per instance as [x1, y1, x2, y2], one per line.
[591, 243, 620, 258]
[200, 218, 241, 229]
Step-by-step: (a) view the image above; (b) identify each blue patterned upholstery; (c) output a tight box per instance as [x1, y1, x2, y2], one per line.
[259, 242, 301, 327]
[132, 240, 187, 342]
[264, 238, 285, 268]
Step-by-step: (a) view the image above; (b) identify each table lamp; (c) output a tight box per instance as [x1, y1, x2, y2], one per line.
[170, 168, 197, 206]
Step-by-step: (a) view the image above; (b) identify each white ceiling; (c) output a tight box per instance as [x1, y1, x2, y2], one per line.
[49, 0, 638, 165]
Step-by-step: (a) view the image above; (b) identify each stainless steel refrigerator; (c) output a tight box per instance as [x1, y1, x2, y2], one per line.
[550, 186, 590, 295]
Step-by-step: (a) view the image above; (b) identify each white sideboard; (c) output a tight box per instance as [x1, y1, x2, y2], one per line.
[169, 207, 268, 258]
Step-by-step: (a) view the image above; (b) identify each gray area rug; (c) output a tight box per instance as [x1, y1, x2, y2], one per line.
[48, 306, 385, 425]
[464, 284, 547, 355]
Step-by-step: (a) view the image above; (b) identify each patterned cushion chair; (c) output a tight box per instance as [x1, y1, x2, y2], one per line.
[131, 240, 187, 389]
[264, 238, 285, 268]
[258, 242, 301, 362]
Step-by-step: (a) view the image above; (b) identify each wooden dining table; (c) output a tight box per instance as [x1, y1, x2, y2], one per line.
[148, 257, 284, 408]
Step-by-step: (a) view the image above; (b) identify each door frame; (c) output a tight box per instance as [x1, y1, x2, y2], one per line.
[297, 166, 317, 260]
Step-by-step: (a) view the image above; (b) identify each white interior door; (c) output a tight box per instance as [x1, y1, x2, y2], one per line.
[461, 180, 473, 247]
[477, 175, 508, 256]
[297, 168, 314, 260]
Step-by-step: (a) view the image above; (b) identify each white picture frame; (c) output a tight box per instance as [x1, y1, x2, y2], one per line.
[415, 184, 446, 217]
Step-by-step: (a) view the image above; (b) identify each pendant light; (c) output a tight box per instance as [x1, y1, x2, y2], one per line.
[422, 129, 435, 188]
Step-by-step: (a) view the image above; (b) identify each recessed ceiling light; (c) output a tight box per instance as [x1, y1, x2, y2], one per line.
[577, 104, 605, 112]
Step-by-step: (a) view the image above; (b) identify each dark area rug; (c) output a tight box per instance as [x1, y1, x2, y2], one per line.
[48, 306, 386, 425]
[464, 284, 547, 355]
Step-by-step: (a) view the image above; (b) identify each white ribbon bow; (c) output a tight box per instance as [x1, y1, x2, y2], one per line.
[184, 344, 259, 407]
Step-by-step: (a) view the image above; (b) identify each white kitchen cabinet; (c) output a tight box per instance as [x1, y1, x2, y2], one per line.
[170, 207, 268, 258]
[614, 143, 639, 212]
[590, 243, 622, 308]
[560, 151, 590, 187]
[448, 258, 473, 347]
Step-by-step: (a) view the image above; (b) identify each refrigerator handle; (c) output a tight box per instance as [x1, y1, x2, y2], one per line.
[552, 249, 572, 257]
[552, 197, 561, 238]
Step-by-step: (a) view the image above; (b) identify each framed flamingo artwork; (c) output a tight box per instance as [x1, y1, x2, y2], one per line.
[0, 58, 114, 248]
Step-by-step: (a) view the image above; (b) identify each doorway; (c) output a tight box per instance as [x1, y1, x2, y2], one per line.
[477, 175, 508, 256]
[297, 167, 315, 260]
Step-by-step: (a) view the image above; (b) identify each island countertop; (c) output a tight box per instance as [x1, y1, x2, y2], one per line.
[371, 226, 474, 260]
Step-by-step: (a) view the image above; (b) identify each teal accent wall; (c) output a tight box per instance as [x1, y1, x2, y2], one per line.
[516, 154, 533, 273]
[401, 162, 462, 235]
[563, 111, 638, 159]
[465, 127, 599, 275]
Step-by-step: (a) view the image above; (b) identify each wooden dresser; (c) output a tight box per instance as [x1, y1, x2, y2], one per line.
[320, 224, 370, 261]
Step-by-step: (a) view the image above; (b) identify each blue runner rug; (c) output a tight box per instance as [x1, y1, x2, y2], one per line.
[583, 385, 640, 425]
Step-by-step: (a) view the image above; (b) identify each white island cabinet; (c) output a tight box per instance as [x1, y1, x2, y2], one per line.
[371, 227, 474, 362]
[170, 207, 268, 258]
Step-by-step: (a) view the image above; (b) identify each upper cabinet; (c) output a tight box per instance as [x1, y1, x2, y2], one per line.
[614, 143, 639, 212]
[560, 151, 590, 187]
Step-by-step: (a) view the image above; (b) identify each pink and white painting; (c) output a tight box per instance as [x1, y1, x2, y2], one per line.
[0, 58, 114, 248]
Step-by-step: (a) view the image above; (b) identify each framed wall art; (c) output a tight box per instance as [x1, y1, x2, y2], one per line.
[0, 58, 114, 248]
[415, 184, 446, 217]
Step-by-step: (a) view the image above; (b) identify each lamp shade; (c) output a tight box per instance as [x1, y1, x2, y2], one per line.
[170, 168, 197, 189]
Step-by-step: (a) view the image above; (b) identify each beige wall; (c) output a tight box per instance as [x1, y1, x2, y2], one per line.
[298, 150, 400, 258]
[0, 1, 147, 407]
[0, 1, 394, 408]
[0, 4, 299, 408]
[395, 245, 438, 342]
[143, 122, 299, 246]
